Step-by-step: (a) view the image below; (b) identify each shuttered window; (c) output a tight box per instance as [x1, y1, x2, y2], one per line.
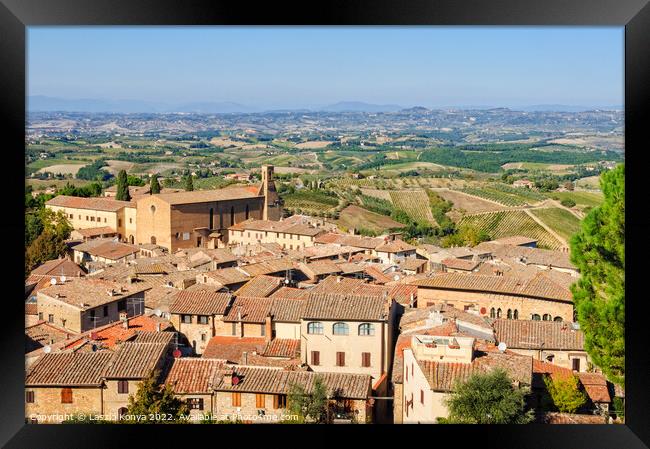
[232, 392, 241, 407]
[256, 394, 265, 408]
[361, 352, 371, 368]
[118, 380, 129, 394]
[273, 395, 287, 409]
[61, 388, 73, 404]
[336, 352, 346, 367]
[188, 398, 204, 410]
[25, 391, 35, 403]
[311, 351, 320, 366]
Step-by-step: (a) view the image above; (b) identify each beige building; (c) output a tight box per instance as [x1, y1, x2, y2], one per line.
[36, 278, 149, 333]
[228, 215, 326, 250]
[413, 272, 575, 323]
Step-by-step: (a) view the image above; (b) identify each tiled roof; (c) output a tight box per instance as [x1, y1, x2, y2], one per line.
[201, 267, 251, 286]
[239, 258, 294, 277]
[307, 276, 367, 295]
[493, 319, 584, 350]
[235, 275, 283, 298]
[363, 265, 394, 284]
[165, 358, 225, 394]
[80, 241, 140, 260]
[25, 302, 38, 315]
[25, 321, 74, 351]
[74, 226, 117, 238]
[262, 339, 300, 358]
[103, 342, 169, 379]
[270, 298, 307, 322]
[30, 258, 85, 277]
[388, 284, 417, 305]
[300, 244, 363, 261]
[269, 287, 309, 300]
[46, 195, 132, 212]
[413, 272, 572, 302]
[230, 216, 324, 236]
[224, 296, 274, 323]
[540, 412, 607, 424]
[376, 239, 416, 253]
[335, 262, 365, 274]
[577, 372, 611, 403]
[213, 366, 371, 399]
[38, 278, 150, 309]
[490, 236, 539, 246]
[299, 260, 342, 278]
[400, 257, 428, 271]
[169, 290, 232, 316]
[304, 293, 388, 321]
[87, 315, 173, 349]
[442, 258, 480, 271]
[474, 243, 576, 270]
[202, 336, 266, 363]
[150, 186, 261, 205]
[314, 233, 385, 249]
[132, 330, 176, 345]
[26, 352, 114, 386]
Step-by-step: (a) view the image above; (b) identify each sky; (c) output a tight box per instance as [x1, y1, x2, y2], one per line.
[27, 26, 624, 110]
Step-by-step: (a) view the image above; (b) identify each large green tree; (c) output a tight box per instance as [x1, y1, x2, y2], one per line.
[543, 374, 587, 413]
[150, 174, 161, 194]
[443, 369, 534, 424]
[286, 376, 329, 423]
[25, 209, 72, 276]
[126, 371, 188, 423]
[115, 169, 131, 201]
[569, 164, 625, 386]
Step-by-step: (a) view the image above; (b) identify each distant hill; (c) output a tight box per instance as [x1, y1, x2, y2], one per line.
[320, 101, 403, 112]
[167, 102, 256, 113]
[515, 104, 623, 112]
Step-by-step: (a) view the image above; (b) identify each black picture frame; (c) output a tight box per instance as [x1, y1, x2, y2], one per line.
[2, 0, 649, 447]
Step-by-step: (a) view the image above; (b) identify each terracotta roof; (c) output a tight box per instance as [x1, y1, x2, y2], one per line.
[201, 267, 250, 286]
[400, 257, 428, 271]
[38, 278, 150, 310]
[413, 272, 572, 302]
[304, 293, 388, 321]
[165, 358, 225, 394]
[269, 287, 308, 300]
[577, 372, 611, 403]
[262, 339, 300, 358]
[376, 239, 417, 253]
[239, 259, 294, 277]
[213, 366, 371, 399]
[103, 342, 169, 379]
[493, 319, 584, 350]
[268, 297, 305, 321]
[314, 233, 385, 249]
[473, 243, 576, 270]
[79, 241, 140, 260]
[202, 336, 267, 362]
[442, 258, 480, 271]
[26, 352, 114, 386]
[388, 284, 417, 305]
[150, 186, 261, 205]
[307, 276, 367, 295]
[30, 258, 85, 278]
[363, 266, 394, 284]
[541, 412, 607, 424]
[335, 262, 365, 274]
[235, 275, 283, 298]
[46, 195, 132, 212]
[300, 244, 363, 261]
[299, 260, 342, 279]
[230, 217, 324, 236]
[490, 236, 538, 246]
[25, 321, 74, 351]
[169, 290, 232, 316]
[74, 226, 117, 238]
[25, 302, 38, 315]
[224, 296, 274, 323]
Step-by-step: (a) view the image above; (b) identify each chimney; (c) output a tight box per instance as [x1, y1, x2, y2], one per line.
[264, 315, 272, 343]
[242, 351, 248, 365]
[223, 372, 233, 386]
[336, 276, 342, 283]
[156, 323, 161, 332]
[409, 293, 415, 308]
[119, 311, 128, 328]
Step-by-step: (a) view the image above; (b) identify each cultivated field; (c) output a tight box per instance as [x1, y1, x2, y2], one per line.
[389, 190, 436, 224]
[105, 160, 135, 176]
[294, 141, 334, 149]
[545, 191, 604, 209]
[435, 189, 507, 214]
[530, 207, 582, 242]
[336, 205, 405, 234]
[459, 210, 564, 250]
[37, 163, 85, 175]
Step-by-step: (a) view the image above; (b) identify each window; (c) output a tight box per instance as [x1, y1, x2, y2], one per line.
[273, 394, 287, 409]
[200, 333, 206, 342]
[358, 323, 375, 336]
[256, 394, 265, 408]
[507, 309, 513, 319]
[197, 315, 208, 325]
[118, 300, 126, 311]
[78, 215, 81, 220]
[86, 216, 89, 221]
[490, 308, 495, 318]
[118, 219, 122, 227]
[420, 390, 424, 405]
[182, 315, 192, 324]
[48, 314, 54, 323]
[554, 316, 563, 322]
[103, 305, 109, 317]
[38, 312, 43, 321]
[333, 322, 349, 335]
[496, 308, 502, 318]
[89, 310, 96, 322]
[183, 232, 190, 241]
[513, 310, 519, 320]
[118, 407, 128, 418]
[261, 324, 266, 336]
[311, 351, 320, 366]
[307, 322, 323, 335]
[232, 322, 237, 335]
[542, 314, 551, 321]
[532, 314, 541, 321]
[25, 391, 34, 403]
[61, 388, 72, 404]
[104, 218, 107, 223]
[150, 205, 156, 213]
[572, 358, 581, 371]
[232, 392, 241, 407]
[336, 352, 346, 367]
[188, 398, 204, 410]
[117, 380, 129, 394]
[230, 206, 235, 226]
[362, 352, 371, 368]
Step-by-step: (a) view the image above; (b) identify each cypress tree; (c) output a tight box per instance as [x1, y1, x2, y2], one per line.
[116, 170, 131, 201]
[150, 174, 161, 194]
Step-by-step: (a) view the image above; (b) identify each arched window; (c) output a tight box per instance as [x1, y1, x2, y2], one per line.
[333, 322, 349, 335]
[358, 323, 375, 336]
[307, 322, 323, 335]
[230, 206, 235, 226]
[496, 308, 502, 318]
[129, 235, 134, 244]
[245, 204, 250, 220]
[150, 205, 156, 214]
[150, 236, 156, 245]
[118, 407, 128, 419]
[532, 314, 541, 321]
[513, 310, 519, 320]
[507, 309, 513, 319]
[490, 308, 496, 318]
[553, 316, 563, 322]
[209, 208, 214, 230]
[542, 314, 551, 321]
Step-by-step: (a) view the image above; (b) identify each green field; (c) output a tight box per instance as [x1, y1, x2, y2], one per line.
[389, 190, 436, 224]
[460, 183, 546, 207]
[459, 210, 563, 250]
[282, 190, 340, 215]
[545, 191, 604, 208]
[530, 207, 582, 242]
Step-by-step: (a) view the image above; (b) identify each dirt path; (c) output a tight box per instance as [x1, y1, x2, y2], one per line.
[523, 209, 568, 249]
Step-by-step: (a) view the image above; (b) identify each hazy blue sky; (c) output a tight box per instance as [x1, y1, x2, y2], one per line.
[28, 26, 624, 109]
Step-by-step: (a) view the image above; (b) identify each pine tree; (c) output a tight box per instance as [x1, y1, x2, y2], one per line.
[184, 174, 194, 192]
[569, 163, 625, 385]
[116, 170, 131, 201]
[150, 174, 161, 194]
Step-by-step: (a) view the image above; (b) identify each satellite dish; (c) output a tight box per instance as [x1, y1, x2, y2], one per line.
[497, 342, 507, 353]
[43, 345, 51, 354]
[50, 278, 57, 285]
[153, 309, 162, 317]
[60, 275, 66, 283]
